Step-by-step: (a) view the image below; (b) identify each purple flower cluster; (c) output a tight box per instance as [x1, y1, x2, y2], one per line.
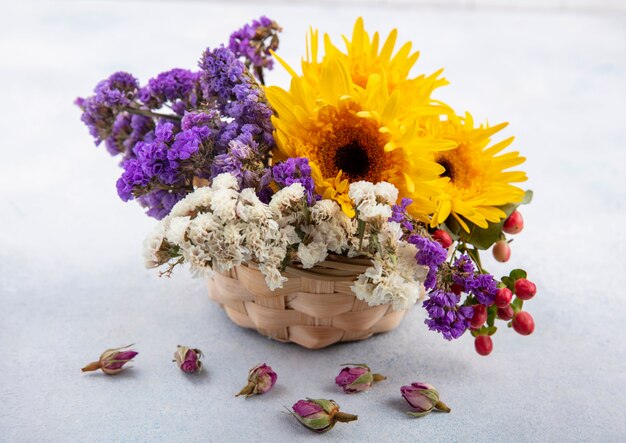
[115, 117, 215, 219]
[423, 290, 474, 341]
[389, 198, 414, 231]
[138, 69, 202, 115]
[76, 71, 140, 148]
[77, 19, 279, 219]
[271, 157, 318, 205]
[199, 46, 274, 150]
[407, 234, 447, 290]
[423, 253, 499, 340]
[451, 255, 498, 306]
[229, 16, 281, 80]
[211, 130, 266, 189]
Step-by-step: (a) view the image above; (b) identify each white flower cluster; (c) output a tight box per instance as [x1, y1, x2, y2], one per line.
[144, 174, 429, 310]
[351, 222, 428, 311]
[144, 173, 291, 289]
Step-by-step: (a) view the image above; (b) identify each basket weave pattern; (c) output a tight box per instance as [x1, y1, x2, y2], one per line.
[207, 257, 411, 349]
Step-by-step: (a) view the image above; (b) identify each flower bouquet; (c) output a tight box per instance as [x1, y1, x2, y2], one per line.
[77, 17, 537, 353]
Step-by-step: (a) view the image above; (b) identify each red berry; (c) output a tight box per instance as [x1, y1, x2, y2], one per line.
[497, 305, 514, 321]
[450, 283, 462, 295]
[492, 240, 511, 263]
[512, 311, 535, 335]
[503, 210, 524, 235]
[432, 229, 453, 249]
[470, 304, 488, 329]
[495, 287, 513, 308]
[514, 278, 537, 300]
[474, 335, 493, 356]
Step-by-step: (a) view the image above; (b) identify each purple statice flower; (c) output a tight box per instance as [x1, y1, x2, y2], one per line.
[389, 197, 414, 231]
[468, 273, 498, 306]
[138, 189, 186, 220]
[199, 46, 275, 150]
[271, 157, 319, 205]
[199, 46, 246, 105]
[451, 254, 475, 291]
[94, 72, 138, 107]
[134, 122, 179, 185]
[168, 125, 211, 163]
[423, 289, 474, 340]
[211, 130, 264, 189]
[228, 16, 281, 78]
[105, 113, 132, 156]
[116, 158, 149, 202]
[139, 69, 202, 115]
[181, 110, 219, 131]
[76, 71, 140, 149]
[450, 254, 498, 305]
[407, 234, 447, 290]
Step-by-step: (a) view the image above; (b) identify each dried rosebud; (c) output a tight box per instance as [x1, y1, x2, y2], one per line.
[335, 363, 386, 393]
[291, 398, 357, 433]
[81, 345, 138, 375]
[236, 363, 277, 397]
[173, 345, 203, 374]
[401, 382, 451, 417]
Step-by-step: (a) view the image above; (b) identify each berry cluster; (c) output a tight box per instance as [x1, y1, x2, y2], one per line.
[427, 207, 537, 357]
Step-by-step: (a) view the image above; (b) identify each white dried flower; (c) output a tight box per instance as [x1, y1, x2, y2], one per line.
[297, 241, 328, 268]
[348, 181, 376, 207]
[165, 216, 191, 245]
[374, 182, 399, 205]
[143, 219, 168, 268]
[358, 201, 392, 222]
[269, 183, 305, 214]
[211, 172, 239, 191]
[170, 187, 213, 217]
[310, 199, 339, 223]
[210, 188, 238, 221]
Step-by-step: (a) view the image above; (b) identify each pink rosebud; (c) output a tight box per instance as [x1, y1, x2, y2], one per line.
[236, 363, 277, 397]
[401, 382, 451, 417]
[173, 345, 203, 374]
[81, 345, 138, 375]
[335, 364, 386, 393]
[290, 398, 357, 433]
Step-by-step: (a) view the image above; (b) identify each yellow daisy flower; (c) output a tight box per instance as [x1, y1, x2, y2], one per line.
[429, 112, 528, 231]
[266, 20, 455, 220]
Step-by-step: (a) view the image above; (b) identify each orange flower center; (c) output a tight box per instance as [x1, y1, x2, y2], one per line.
[317, 114, 389, 182]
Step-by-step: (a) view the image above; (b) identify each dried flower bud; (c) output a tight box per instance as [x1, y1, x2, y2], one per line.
[81, 345, 138, 375]
[335, 363, 386, 393]
[173, 345, 203, 373]
[400, 382, 451, 417]
[236, 363, 277, 397]
[290, 398, 357, 433]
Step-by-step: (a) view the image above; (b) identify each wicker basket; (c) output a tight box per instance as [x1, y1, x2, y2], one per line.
[207, 255, 421, 349]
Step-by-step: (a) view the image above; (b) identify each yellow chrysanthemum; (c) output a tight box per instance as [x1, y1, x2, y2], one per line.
[428, 113, 527, 231]
[266, 20, 455, 220]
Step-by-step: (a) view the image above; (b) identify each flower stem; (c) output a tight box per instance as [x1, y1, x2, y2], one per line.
[334, 412, 358, 423]
[124, 107, 181, 122]
[235, 381, 256, 397]
[435, 400, 451, 413]
[81, 361, 102, 372]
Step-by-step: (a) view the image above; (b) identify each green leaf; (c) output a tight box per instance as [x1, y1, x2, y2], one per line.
[501, 276, 515, 292]
[509, 269, 527, 280]
[443, 190, 534, 250]
[511, 297, 524, 313]
[521, 190, 534, 205]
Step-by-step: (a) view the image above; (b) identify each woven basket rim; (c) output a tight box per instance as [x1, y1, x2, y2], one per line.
[246, 254, 373, 281]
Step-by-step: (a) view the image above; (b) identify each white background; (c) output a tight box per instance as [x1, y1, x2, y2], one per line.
[1, 1, 625, 441]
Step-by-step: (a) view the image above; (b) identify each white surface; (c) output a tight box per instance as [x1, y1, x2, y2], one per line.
[1, 1, 625, 442]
